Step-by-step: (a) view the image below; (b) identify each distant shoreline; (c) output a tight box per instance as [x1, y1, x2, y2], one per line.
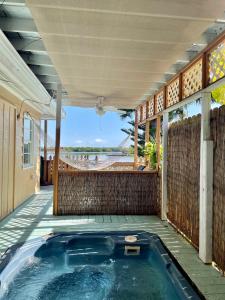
[41, 146, 131, 153]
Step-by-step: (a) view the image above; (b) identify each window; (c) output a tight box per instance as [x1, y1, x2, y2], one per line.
[23, 113, 34, 167]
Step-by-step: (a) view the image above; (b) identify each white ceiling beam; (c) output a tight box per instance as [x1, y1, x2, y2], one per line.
[37, 75, 60, 84]
[44, 83, 59, 90]
[200, 31, 218, 43]
[0, 29, 56, 118]
[9, 38, 46, 52]
[0, 17, 37, 34]
[30, 65, 57, 76]
[20, 53, 53, 66]
[3, 0, 25, 5]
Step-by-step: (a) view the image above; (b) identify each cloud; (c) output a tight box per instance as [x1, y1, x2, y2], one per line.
[95, 138, 104, 143]
[75, 140, 83, 144]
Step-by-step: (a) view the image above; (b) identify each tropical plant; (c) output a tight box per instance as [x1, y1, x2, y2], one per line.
[212, 85, 225, 105]
[144, 141, 162, 169]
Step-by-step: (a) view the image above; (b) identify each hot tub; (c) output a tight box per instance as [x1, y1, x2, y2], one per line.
[0, 231, 202, 299]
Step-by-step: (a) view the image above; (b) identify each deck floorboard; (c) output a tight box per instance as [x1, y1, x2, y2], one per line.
[0, 186, 225, 299]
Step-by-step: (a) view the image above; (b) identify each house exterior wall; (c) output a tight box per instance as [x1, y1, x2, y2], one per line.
[0, 88, 41, 220]
[14, 105, 41, 208]
[0, 98, 16, 220]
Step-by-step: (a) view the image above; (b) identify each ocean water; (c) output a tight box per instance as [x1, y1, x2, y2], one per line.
[42, 151, 134, 163]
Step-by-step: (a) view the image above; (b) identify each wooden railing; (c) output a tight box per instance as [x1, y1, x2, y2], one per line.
[136, 31, 225, 124]
[43, 158, 77, 185]
[57, 170, 160, 215]
[42, 159, 135, 185]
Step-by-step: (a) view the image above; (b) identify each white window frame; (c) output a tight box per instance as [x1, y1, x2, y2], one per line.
[23, 113, 34, 168]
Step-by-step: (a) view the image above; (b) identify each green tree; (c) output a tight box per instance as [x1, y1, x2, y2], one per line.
[120, 109, 146, 156]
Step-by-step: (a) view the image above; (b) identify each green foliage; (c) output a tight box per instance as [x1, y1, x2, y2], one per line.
[119, 109, 134, 120]
[128, 146, 134, 155]
[57, 147, 126, 153]
[120, 109, 145, 157]
[144, 141, 162, 169]
[212, 85, 225, 105]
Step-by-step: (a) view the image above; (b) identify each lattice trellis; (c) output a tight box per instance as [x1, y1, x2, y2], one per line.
[148, 97, 155, 117]
[155, 91, 164, 113]
[167, 77, 180, 107]
[208, 41, 225, 83]
[182, 59, 202, 99]
[142, 103, 146, 120]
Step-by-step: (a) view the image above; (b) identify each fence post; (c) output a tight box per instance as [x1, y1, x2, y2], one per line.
[145, 120, 150, 144]
[145, 120, 150, 164]
[199, 92, 213, 263]
[161, 112, 168, 220]
[156, 116, 161, 170]
[43, 120, 48, 183]
[53, 83, 62, 216]
[134, 111, 138, 166]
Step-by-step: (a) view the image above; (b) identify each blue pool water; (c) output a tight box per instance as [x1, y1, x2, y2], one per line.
[0, 232, 201, 300]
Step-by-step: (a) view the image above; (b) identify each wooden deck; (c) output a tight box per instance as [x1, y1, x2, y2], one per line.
[0, 186, 225, 300]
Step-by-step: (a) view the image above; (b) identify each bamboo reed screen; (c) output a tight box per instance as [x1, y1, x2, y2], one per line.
[167, 107, 225, 272]
[211, 106, 225, 273]
[167, 115, 201, 248]
[57, 171, 160, 215]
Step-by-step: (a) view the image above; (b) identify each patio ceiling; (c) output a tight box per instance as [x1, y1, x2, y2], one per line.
[22, 1, 225, 109]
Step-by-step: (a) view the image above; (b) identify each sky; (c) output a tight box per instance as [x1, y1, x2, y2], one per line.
[41, 100, 220, 148]
[44, 107, 132, 147]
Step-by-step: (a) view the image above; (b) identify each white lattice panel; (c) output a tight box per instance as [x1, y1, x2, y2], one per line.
[148, 98, 155, 117]
[155, 91, 164, 113]
[183, 59, 202, 98]
[209, 41, 225, 83]
[167, 77, 180, 107]
[142, 104, 146, 120]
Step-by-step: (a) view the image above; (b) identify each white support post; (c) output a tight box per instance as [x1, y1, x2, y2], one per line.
[53, 83, 62, 216]
[199, 92, 213, 263]
[161, 112, 168, 220]
[134, 111, 138, 166]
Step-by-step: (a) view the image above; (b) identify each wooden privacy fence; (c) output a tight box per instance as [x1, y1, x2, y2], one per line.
[167, 105, 225, 273]
[57, 170, 160, 215]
